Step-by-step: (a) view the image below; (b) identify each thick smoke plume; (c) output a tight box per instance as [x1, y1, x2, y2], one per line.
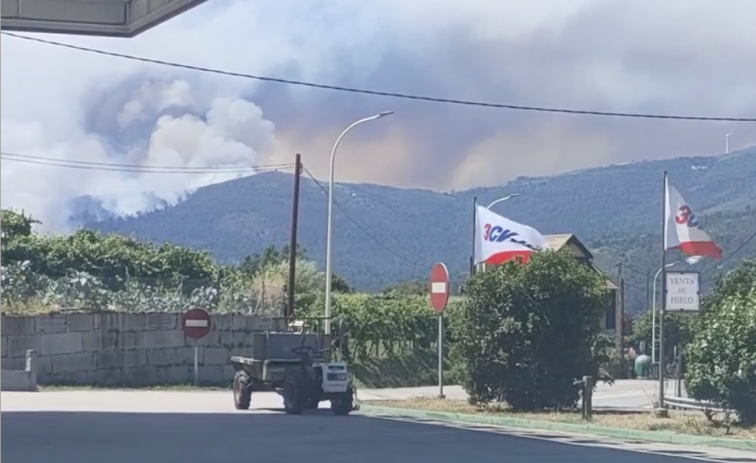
[2, 76, 276, 230]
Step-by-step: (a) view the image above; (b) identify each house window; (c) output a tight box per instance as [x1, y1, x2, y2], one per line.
[604, 291, 616, 330]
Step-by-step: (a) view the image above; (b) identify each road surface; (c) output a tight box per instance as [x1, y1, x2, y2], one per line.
[2, 384, 750, 463]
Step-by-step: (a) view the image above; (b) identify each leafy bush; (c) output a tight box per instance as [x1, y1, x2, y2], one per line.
[301, 292, 458, 360]
[702, 259, 756, 313]
[453, 250, 609, 411]
[0, 262, 284, 315]
[685, 284, 756, 425]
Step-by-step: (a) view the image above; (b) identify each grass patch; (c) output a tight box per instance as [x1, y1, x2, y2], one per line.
[361, 398, 756, 440]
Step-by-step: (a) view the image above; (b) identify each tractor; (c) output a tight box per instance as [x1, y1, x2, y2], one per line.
[229, 318, 356, 415]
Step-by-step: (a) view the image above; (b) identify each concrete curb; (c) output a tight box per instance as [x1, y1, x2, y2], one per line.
[359, 405, 756, 452]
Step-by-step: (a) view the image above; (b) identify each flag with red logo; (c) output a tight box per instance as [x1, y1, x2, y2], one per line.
[664, 177, 722, 260]
[474, 205, 547, 264]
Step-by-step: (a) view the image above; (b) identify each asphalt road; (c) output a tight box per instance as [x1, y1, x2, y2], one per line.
[2, 385, 750, 463]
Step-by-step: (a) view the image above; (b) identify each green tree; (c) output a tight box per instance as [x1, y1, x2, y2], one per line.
[1, 209, 39, 240]
[1, 216, 220, 292]
[252, 259, 327, 314]
[383, 280, 427, 296]
[239, 244, 352, 293]
[628, 310, 695, 361]
[702, 259, 756, 312]
[238, 245, 288, 276]
[454, 250, 608, 411]
[685, 285, 756, 425]
[330, 273, 353, 293]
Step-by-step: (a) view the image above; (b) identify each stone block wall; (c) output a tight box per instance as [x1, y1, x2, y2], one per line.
[0, 313, 277, 386]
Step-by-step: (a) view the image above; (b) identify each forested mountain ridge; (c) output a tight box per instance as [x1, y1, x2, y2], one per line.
[80, 147, 756, 302]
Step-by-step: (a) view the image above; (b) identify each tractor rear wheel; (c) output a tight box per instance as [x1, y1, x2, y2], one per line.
[233, 370, 252, 410]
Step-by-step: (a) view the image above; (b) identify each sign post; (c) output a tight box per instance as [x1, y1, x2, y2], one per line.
[429, 262, 450, 399]
[665, 271, 700, 312]
[182, 308, 212, 386]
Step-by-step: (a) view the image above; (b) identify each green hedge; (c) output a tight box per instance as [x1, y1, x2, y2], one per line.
[301, 292, 462, 361]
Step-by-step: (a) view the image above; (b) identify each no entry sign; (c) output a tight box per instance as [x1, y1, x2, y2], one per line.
[182, 308, 212, 340]
[429, 262, 450, 313]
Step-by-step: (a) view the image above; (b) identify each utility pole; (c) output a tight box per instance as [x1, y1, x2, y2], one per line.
[285, 153, 302, 323]
[616, 262, 625, 374]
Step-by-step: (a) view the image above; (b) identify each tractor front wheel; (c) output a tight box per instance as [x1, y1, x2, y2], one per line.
[283, 376, 305, 415]
[330, 388, 354, 416]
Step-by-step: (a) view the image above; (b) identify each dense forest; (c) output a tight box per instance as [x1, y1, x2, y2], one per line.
[77, 147, 756, 303]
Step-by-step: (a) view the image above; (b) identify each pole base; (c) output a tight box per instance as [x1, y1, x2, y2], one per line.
[653, 407, 669, 418]
[437, 394, 446, 400]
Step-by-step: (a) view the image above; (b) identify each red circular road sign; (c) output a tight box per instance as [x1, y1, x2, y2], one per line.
[429, 262, 450, 313]
[182, 308, 212, 340]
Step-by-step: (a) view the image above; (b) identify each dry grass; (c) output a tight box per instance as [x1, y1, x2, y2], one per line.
[1, 301, 60, 315]
[361, 398, 756, 440]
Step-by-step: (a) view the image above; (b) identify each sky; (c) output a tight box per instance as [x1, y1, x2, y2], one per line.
[2, 0, 756, 230]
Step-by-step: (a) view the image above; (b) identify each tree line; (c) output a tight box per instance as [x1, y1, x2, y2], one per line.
[0, 209, 351, 314]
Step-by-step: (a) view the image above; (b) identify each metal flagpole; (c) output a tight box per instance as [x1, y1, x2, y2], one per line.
[470, 196, 477, 276]
[657, 170, 668, 413]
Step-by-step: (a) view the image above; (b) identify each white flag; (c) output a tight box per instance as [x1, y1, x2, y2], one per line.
[664, 177, 722, 260]
[474, 205, 547, 264]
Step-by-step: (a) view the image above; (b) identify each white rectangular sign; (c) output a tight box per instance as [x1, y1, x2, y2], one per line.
[665, 271, 700, 312]
[185, 319, 209, 328]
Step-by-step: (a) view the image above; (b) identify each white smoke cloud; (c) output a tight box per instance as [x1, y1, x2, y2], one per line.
[1, 76, 277, 231]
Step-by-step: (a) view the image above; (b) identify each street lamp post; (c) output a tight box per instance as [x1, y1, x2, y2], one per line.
[485, 194, 520, 210]
[651, 261, 679, 363]
[324, 111, 394, 335]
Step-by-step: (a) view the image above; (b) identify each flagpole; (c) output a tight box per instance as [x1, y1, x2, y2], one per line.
[470, 196, 478, 276]
[657, 171, 668, 413]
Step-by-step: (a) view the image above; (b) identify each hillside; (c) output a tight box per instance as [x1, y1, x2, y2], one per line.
[81, 147, 756, 299]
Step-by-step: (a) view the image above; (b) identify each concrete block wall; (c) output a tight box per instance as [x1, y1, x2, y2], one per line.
[0, 313, 278, 387]
[1, 349, 38, 391]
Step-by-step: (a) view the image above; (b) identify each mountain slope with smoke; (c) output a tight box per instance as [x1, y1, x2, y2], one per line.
[1, 76, 277, 230]
[2, 0, 756, 230]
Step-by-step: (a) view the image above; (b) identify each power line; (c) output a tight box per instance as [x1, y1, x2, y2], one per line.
[622, 263, 650, 278]
[1, 155, 293, 174]
[703, 229, 756, 274]
[4, 31, 756, 122]
[1, 151, 294, 174]
[302, 167, 423, 267]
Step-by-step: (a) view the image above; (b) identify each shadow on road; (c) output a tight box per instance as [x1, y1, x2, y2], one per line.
[3, 410, 717, 463]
